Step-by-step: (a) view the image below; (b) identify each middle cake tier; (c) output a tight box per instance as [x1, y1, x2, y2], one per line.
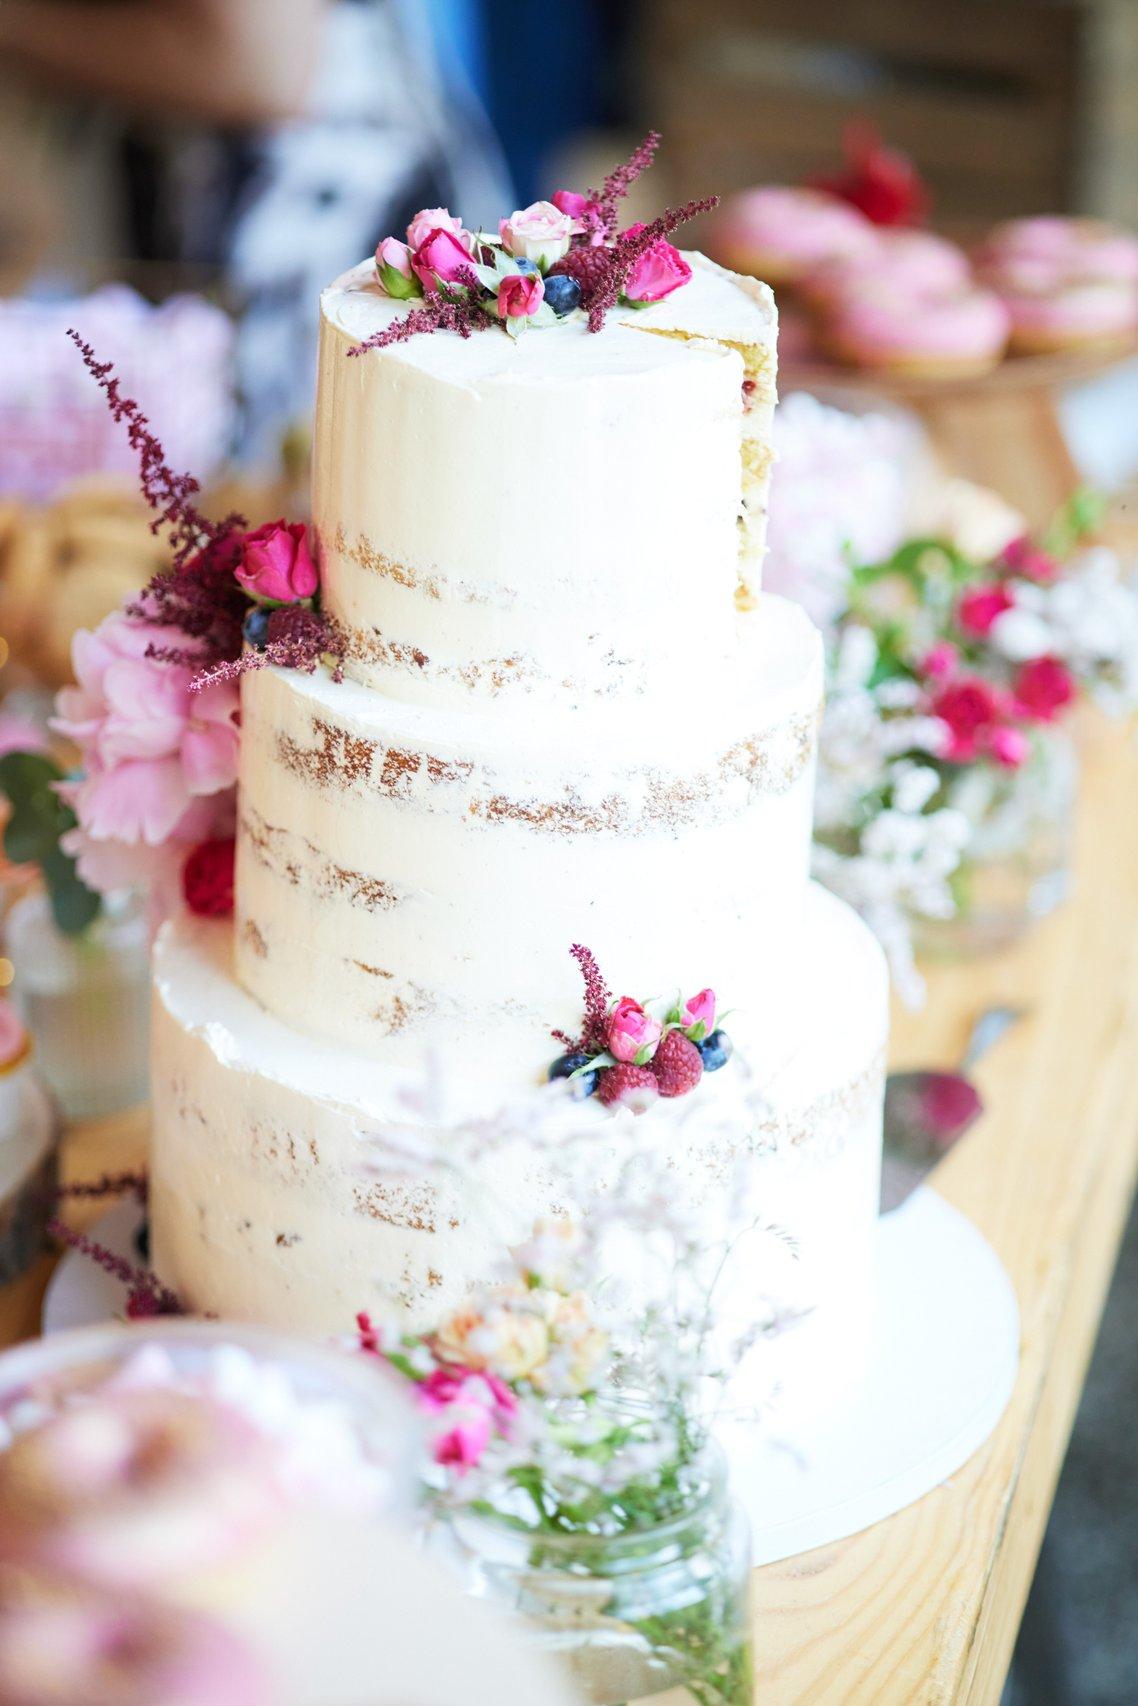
[235, 592, 822, 1079]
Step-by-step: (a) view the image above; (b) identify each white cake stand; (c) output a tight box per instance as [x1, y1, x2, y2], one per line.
[42, 1185, 1018, 1568]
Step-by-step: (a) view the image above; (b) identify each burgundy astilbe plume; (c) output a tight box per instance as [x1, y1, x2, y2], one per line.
[589, 131, 662, 237]
[66, 332, 230, 566]
[348, 276, 491, 357]
[194, 603, 344, 689]
[552, 943, 613, 1054]
[47, 1216, 183, 1318]
[585, 196, 720, 332]
[57, 1172, 149, 1205]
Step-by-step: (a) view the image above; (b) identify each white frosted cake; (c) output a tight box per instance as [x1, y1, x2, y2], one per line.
[149, 238, 887, 1400]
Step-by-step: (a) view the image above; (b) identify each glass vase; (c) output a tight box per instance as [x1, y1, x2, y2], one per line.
[915, 726, 1078, 958]
[445, 1436, 753, 1705]
[4, 887, 150, 1119]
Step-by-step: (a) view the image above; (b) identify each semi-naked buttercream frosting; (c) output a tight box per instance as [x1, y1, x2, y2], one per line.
[150, 240, 888, 1411]
[315, 253, 775, 706]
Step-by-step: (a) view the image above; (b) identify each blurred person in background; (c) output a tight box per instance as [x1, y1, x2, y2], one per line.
[0, 0, 509, 463]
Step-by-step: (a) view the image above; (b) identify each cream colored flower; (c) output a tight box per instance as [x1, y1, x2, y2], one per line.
[511, 1218, 582, 1293]
[530, 1291, 608, 1396]
[434, 1292, 550, 1383]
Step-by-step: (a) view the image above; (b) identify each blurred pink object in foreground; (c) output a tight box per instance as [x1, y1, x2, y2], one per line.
[0, 286, 234, 504]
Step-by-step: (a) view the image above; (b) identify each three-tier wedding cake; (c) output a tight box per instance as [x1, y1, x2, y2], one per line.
[148, 183, 887, 1390]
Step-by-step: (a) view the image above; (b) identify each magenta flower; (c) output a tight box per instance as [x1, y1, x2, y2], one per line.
[411, 227, 476, 293]
[680, 988, 716, 1038]
[235, 521, 318, 604]
[496, 271, 545, 319]
[552, 189, 606, 242]
[957, 583, 1015, 637]
[52, 609, 240, 895]
[999, 535, 1059, 584]
[608, 996, 662, 1064]
[419, 1369, 515, 1473]
[989, 725, 1030, 768]
[621, 227, 692, 303]
[1012, 655, 1076, 722]
[929, 677, 1003, 763]
[920, 641, 960, 681]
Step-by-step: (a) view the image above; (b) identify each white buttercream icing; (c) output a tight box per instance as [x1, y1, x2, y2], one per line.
[314, 253, 776, 706]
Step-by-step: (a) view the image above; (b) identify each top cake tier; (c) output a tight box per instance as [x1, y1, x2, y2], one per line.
[315, 253, 777, 709]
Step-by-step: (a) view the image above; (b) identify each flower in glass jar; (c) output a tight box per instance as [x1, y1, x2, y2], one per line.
[999, 535, 1059, 583]
[957, 583, 1015, 637]
[989, 725, 1031, 769]
[530, 1293, 608, 1397]
[1012, 655, 1076, 723]
[434, 1294, 549, 1383]
[929, 676, 1003, 763]
[512, 1219, 583, 1293]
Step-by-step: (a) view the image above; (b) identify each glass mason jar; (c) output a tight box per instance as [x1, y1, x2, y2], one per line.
[915, 725, 1078, 958]
[4, 887, 150, 1119]
[446, 1435, 753, 1705]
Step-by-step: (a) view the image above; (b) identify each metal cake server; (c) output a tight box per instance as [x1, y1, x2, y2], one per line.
[880, 1005, 1027, 1213]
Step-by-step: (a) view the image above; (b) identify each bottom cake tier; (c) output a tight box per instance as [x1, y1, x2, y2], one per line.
[150, 883, 887, 1410]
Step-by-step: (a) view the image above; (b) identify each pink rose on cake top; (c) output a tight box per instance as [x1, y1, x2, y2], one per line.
[356, 131, 715, 350]
[0, 285, 233, 504]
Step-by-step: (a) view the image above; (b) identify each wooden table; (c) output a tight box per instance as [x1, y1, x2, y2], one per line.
[1, 719, 1136, 1703]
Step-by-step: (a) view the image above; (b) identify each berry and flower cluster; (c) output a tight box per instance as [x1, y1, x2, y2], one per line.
[548, 945, 733, 1113]
[355, 132, 716, 353]
[10, 338, 341, 932]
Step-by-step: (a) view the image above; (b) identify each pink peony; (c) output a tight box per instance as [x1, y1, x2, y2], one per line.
[999, 535, 1059, 584]
[608, 996, 662, 1064]
[236, 520, 318, 604]
[405, 207, 467, 253]
[1013, 655, 1075, 722]
[499, 200, 578, 265]
[920, 641, 959, 681]
[496, 271, 544, 319]
[957, 583, 1015, 637]
[432, 1408, 491, 1471]
[990, 725, 1030, 768]
[680, 987, 716, 1037]
[52, 610, 240, 892]
[930, 676, 1003, 763]
[621, 228, 692, 304]
[411, 227, 475, 293]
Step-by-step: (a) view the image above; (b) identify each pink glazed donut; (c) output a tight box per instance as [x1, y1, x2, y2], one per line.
[712, 187, 878, 288]
[977, 216, 1138, 286]
[802, 229, 972, 312]
[992, 268, 1138, 355]
[822, 277, 1010, 378]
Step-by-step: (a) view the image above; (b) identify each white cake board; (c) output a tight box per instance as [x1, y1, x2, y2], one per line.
[43, 1187, 1019, 1567]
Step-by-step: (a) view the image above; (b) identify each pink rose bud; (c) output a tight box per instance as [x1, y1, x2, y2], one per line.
[920, 641, 959, 681]
[957, 583, 1015, 637]
[551, 190, 592, 219]
[375, 236, 421, 300]
[411, 226, 475, 293]
[405, 206, 467, 253]
[235, 520, 318, 603]
[989, 724, 1030, 768]
[622, 236, 692, 304]
[680, 988, 716, 1038]
[498, 200, 578, 265]
[608, 996, 662, 1064]
[496, 271, 545, 319]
